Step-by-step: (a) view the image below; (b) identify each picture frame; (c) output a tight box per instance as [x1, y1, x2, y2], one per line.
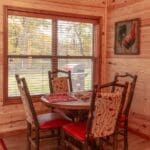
[114, 18, 140, 55]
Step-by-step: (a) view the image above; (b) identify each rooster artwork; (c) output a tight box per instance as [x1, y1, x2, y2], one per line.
[115, 19, 139, 54]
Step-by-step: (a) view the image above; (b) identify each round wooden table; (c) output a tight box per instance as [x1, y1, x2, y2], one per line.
[41, 93, 91, 121]
[41, 96, 90, 110]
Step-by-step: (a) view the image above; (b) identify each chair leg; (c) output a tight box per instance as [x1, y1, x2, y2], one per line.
[35, 128, 40, 150]
[91, 140, 99, 150]
[113, 133, 118, 150]
[27, 122, 31, 150]
[82, 142, 88, 150]
[99, 138, 104, 150]
[123, 119, 128, 150]
[124, 128, 128, 150]
[83, 141, 96, 150]
[58, 129, 61, 146]
[60, 129, 67, 150]
[57, 129, 62, 150]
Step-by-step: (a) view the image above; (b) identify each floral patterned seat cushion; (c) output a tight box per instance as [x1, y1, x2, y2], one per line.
[91, 91, 122, 138]
[52, 77, 70, 93]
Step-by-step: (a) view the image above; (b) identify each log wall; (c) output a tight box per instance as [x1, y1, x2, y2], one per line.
[107, 0, 150, 139]
[0, 0, 107, 135]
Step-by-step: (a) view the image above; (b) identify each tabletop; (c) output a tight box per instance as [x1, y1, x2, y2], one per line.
[41, 92, 91, 110]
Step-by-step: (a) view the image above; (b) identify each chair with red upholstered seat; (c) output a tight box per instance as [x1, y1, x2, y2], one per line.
[48, 69, 75, 120]
[15, 74, 71, 150]
[0, 139, 7, 150]
[112, 73, 137, 150]
[62, 81, 128, 150]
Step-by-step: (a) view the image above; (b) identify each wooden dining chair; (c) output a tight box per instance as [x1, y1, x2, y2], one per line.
[48, 69, 73, 94]
[112, 73, 137, 150]
[62, 81, 128, 150]
[0, 139, 7, 150]
[48, 69, 75, 120]
[15, 74, 71, 150]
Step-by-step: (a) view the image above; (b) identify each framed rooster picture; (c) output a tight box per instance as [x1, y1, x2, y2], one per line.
[114, 18, 140, 55]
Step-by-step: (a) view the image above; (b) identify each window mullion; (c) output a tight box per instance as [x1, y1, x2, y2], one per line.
[52, 19, 58, 73]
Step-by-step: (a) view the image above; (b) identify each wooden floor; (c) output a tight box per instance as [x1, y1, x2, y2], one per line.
[3, 131, 150, 150]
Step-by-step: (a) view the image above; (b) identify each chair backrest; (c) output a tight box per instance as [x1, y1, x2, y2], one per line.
[15, 74, 39, 127]
[112, 73, 137, 115]
[0, 139, 7, 150]
[86, 81, 128, 139]
[48, 70, 72, 93]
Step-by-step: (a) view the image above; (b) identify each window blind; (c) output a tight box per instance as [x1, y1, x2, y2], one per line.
[8, 16, 52, 96]
[7, 14, 95, 98]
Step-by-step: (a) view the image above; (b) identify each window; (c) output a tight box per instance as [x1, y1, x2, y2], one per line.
[4, 7, 100, 103]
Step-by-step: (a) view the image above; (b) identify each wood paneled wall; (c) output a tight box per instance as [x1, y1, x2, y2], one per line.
[0, 0, 107, 135]
[107, 0, 150, 139]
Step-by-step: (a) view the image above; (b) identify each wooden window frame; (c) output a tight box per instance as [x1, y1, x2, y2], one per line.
[3, 6, 102, 105]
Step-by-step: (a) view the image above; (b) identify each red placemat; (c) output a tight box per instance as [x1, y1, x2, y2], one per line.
[44, 93, 77, 103]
